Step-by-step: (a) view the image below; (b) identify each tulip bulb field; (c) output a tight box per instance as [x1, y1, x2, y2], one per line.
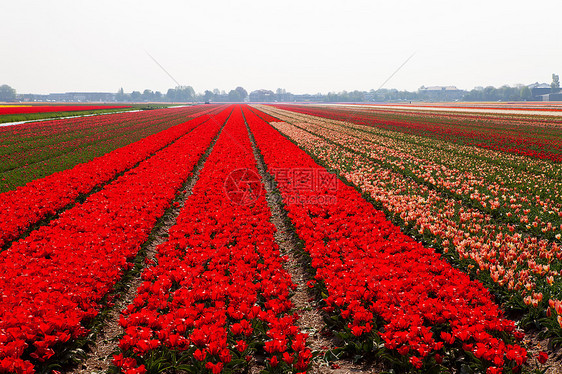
[1, 103, 561, 374]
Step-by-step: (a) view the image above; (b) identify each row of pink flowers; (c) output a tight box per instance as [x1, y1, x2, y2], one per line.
[272, 104, 562, 162]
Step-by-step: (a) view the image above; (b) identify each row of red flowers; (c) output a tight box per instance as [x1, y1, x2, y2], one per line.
[378, 103, 562, 112]
[0, 105, 131, 116]
[244, 106, 528, 373]
[0, 105, 219, 151]
[0, 108, 230, 373]
[0, 106, 226, 249]
[0, 107, 167, 143]
[114, 106, 311, 373]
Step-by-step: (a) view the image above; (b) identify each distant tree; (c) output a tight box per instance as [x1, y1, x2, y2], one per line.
[249, 89, 275, 102]
[177, 86, 195, 102]
[0, 84, 16, 102]
[235, 86, 248, 100]
[498, 85, 521, 101]
[154, 91, 162, 100]
[483, 86, 499, 101]
[213, 89, 220, 96]
[520, 86, 532, 100]
[130, 91, 142, 101]
[204, 90, 214, 102]
[463, 89, 483, 101]
[552, 74, 560, 92]
[228, 89, 242, 102]
[166, 88, 176, 102]
[183, 86, 196, 100]
[166, 86, 195, 102]
[349, 90, 364, 102]
[142, 89, 154, 101]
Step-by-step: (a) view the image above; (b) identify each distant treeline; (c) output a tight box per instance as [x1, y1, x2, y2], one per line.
[4, 74, 560, 103]
[109, 82, 561, 102]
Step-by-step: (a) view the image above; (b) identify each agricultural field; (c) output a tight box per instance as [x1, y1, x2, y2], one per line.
[0, 105, 132, 116]
[0, 103, 560, 374]
[0, 105, 135, 125]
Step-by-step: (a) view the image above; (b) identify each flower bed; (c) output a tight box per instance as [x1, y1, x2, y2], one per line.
[114, 106, 311, 373]
[0, 107, 230, 374]
[244, 106, 528, 373]
[0, 106, 226, 249]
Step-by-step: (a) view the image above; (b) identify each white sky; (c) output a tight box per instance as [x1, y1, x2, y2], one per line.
[2, 0, 562, 94]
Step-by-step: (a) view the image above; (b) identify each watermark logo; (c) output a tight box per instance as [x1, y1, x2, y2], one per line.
[224, 168, 262, 205]
[224, 167, 338, 206]
[270, 167, 338, 205]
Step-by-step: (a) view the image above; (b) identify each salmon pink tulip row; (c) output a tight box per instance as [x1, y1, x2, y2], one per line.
[260, 107, 562, 242]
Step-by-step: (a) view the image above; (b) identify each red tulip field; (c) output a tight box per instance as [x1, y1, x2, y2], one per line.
[0, 103, 560, 373]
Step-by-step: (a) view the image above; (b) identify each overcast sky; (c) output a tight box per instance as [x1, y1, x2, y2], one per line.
[2, 0, 561, 94]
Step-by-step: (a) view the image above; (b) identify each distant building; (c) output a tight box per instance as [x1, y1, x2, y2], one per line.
[539, 92, 562, 101]
[527, 83, 552, 100]
[418, 86, 464, 101]
[47, 92, 116, 102]
[419, 85, 462, 92]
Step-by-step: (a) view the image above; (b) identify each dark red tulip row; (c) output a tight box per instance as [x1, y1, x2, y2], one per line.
[244, 106, 528, 373]
[0, 105, 131, 116]
[0, 107, 231, 374]
[0, 107, 226, 249]
[114, 106, 310, 374]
